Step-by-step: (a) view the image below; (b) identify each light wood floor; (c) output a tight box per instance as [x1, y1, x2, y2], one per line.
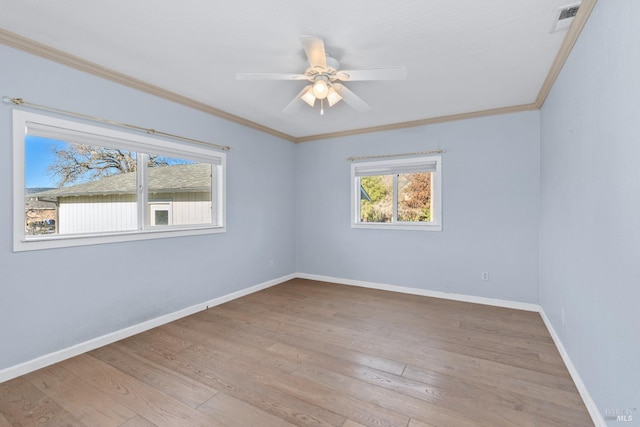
[0, 279, 593, 426]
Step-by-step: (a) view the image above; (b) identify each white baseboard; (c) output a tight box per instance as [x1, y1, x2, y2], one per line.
[295, 272, 540, 312]
[0, 273, 295, 384]
[539, 309, 606, 427]
[297, 272, 604, 427]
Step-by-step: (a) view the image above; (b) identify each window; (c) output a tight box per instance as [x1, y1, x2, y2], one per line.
[149, 202, 172, 226]
[351, 155, 442, 231]
[14, 110, 226, 251]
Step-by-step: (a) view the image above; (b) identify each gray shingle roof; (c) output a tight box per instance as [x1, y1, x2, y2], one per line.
[31, 163, 212, 199]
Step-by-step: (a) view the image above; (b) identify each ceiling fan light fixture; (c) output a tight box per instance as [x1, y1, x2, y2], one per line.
[301, 87, 316, 106]
[326, 86, 343, 107]
[312, 76, 329, 99]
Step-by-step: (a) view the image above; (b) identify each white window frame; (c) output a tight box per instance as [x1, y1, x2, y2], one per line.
[351, 155, 442, 231]
[13, 110, 226, 252]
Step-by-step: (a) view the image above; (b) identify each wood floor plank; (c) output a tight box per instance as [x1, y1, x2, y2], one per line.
[197, 392, 298, 427]
[405, 361, 585, 411]
[122, 327, 195, 354]
[348, 330, 576, 391]
[177, 344, 349, 426]
[237, 298, 394, 338]
[172, 338, 397, 427]
[289, 355, 542, 427]
[213, 302, 359, 348]
[255, 365, 410, 427]
[408, 418, 440, 427]
[388, 327, 567, 378]
[0, 412, 13, 427]
[59, 354, 218, 427]
[266, 342, 516, 426]
[348, 359, 589, 426]
[25, 365, 136, 426]
[89, 344, 218, 409]
[0, 376, 85, 426]
[458, 317, 554, 343]
[118, 415, 157, 427]
[0, 279, 593, 427]
[190, 309, 407, 376]
[114, 336, 344, 426]
[333, 310, 556, 352]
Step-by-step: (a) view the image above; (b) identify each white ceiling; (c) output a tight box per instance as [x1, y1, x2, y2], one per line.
[0, 0, 588, 141]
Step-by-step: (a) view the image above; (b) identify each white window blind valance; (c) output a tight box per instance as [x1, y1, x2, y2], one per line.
[353, 159, 438, 177]
[26, 122, 222, 165]
[27, 121, 132, 150]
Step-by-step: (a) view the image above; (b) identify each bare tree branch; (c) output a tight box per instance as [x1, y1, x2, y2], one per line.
[48, 143, 169, 186]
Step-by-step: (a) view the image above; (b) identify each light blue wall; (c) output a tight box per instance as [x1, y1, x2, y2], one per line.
[0, 45, 296, 371]
[295, 111, 541, 303]
[540, 1, 640, 423]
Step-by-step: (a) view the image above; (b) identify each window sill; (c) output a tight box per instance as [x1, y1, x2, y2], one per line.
[351, 223, 442, 231]
[14, 225, 226, 252]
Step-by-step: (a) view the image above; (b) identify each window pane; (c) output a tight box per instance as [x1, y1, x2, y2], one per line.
[25, 135, 60, 236]
[155, 210, 169, 225]
[147, 156, 213, 227]
[398, 172, 432, 222]
[359, 175, 393, 223]
[25, 135, 138, 235]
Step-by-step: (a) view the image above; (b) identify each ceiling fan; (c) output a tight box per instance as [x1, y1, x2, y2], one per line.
[236, 36, 407, 115]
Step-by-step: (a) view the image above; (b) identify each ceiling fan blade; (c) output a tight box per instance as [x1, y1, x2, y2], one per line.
[333, 84, 371, 112]
[300, 35, 327, 69]
[283, 85, 312, 113]
[336, 66, 407, 81]
[236, 73, 308, 81]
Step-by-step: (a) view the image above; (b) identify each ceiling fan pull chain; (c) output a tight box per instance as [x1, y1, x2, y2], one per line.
[320, 98, 324, 116]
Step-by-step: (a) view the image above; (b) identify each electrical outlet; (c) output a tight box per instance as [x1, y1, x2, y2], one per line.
[268, 259, 274, 268]
[481, 271, 489, 281]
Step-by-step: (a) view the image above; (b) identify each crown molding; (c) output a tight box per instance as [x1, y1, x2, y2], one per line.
[293, 103, 539, 143]
[535, 0, 598, 107]
[0, 28, 296, 142]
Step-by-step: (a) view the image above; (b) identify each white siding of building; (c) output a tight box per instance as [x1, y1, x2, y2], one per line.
[58, 195, 137, 234]
[58, 192, 211, 233]
[171, 192, 212, 225]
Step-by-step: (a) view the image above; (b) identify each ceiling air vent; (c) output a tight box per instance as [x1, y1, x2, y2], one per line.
[551, 2, 581, 32]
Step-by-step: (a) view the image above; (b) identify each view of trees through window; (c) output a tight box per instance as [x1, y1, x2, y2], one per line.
[360, 172, 432, 223]
[48, 141, 175, 187]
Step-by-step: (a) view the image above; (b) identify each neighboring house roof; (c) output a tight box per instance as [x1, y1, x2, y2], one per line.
[25, 199, 57, 210]
[31, 163, 211, 200]
[360, 186, 372, 202]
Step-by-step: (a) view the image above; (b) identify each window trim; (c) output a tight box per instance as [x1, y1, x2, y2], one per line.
[148, 201, 173, 226]
[351, 155, 442, 231]
[13, 110, 226, 252]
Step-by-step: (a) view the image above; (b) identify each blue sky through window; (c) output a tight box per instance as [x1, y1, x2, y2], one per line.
[25, 135, 66, 188]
